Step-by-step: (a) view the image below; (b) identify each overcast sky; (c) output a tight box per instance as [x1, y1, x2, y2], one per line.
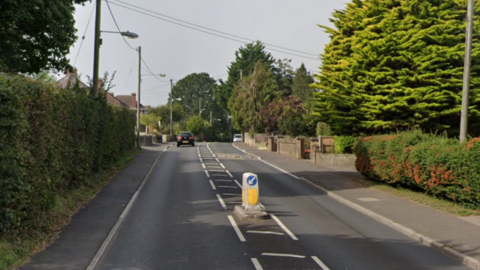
[66, 0, 351, 107]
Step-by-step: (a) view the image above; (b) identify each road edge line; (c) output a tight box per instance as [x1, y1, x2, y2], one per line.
[86, 145, 169, 270]
[233, 144, 480, 270]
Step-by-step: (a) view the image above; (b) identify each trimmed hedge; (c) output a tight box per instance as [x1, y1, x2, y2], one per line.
[354, 131, 480, 207]
[0, 73, 136, 236]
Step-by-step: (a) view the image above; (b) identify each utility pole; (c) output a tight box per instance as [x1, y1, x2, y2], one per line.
[210, 111, 212, 126]
[199, 98, 202, 116]
[136, 46, 141, 147]
[460, 0, 474, 142]
[92, 0, 102, 98]
[170, 79, 173, 141]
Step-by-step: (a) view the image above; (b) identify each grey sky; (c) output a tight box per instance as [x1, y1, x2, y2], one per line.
[67, 0, 351, 107]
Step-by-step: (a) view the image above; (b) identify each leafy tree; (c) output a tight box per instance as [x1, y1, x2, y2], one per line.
[216, 41, 276, 114]
[273, 58, 295, 97]
[172, 73, 217, 119]
[140, 113, 161, 133]
[313, 0, 480, 136]
[148, 103, 184, 133]
[0, 0, 89, 74]
[292, 63, 315, 106]
[229, 61, 280, 132]
[187, 115, 206, 136]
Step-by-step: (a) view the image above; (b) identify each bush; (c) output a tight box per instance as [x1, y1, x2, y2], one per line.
[334, 136, 356, 154]
[354, 130, 480, 207]
[0, 73, 136, 236]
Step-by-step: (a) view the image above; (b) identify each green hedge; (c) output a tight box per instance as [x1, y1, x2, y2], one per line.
[354, 131, 480, 207]
[0, 73, 136, 236]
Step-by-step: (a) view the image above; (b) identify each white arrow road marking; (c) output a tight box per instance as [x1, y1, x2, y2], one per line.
[261, 253, 305, 259]
[270, 214, 298, 241]
[216, 194, 227, 210]
[228, 215, 246, 242]
[312, 256, 331, 270]
[251, 258, 263, 270]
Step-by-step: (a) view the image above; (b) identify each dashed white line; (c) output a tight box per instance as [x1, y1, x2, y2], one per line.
[234, 179, 242, 188]
[270, 214, 298, 241]
[209, 180, 216, 190]
[204, 170, 210, 178]
[217, 185, 239, 189]
[201, 163, 206, 169]
[227, 215, 246, 242]
[215, 158, 221, 163]
[261, 253, 305, 259]
[247, 230, 284, 236]
[312, 256, 331, 270]
[220, 163, 226, 169]
[216, 194, 227, 210]
[222, 193, 239, 196]
[251, 258, 263, 270]
[226, 170, 233, 178]
[213, 179, 232, 182]
[209, 169, 225, 172]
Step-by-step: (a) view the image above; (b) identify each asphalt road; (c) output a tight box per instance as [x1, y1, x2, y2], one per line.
[94, 142, 470, 270]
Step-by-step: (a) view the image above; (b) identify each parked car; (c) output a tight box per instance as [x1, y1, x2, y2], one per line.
[233, 134, 242, 142]
[177, 131, 195, 147]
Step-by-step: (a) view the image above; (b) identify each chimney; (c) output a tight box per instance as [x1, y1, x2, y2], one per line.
[131, 93, 137, 108]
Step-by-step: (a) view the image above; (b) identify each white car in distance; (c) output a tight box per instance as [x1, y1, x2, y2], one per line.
[233, 134, 242, 143]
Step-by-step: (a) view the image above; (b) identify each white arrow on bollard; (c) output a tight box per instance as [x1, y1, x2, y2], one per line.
[235, 172, 268, 219]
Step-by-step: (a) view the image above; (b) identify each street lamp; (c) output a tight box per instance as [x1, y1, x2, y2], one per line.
[170, 80, 182, 141]
[92, 0, 138, 98]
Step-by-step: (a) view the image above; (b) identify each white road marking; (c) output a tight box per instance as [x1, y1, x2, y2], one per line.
[215, 158, 220, 163]
[220, 163, 226, 169]
[204, 170, 210, 177]
[199, 158, 203, 163]
[217, 185, 239, 189]
[228, 215, 246, 242]
[227, 201, 242, 204]
[216, 194, 227, 210]
[208, 169, 225, 172]
[209, 180, 216, 190]
[226, 170, 233, 177]
[211, 174, 228, 177]
[312, 256, 331, 270]
[261, 253, 305, 259]
[222, 193, 239, 196]
[213, 179, 232, 182]
[251, 258, 263, 270]
[234, 179, 242, 188]
[201, 163, 206, 169]
[247, 230, 284, 236]
[270, 214, 298, 240]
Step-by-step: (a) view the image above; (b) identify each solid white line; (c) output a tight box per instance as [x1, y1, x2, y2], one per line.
[217, 185, 239, 189]
[201, 163, 206, 169]
[216, 194, 227, 210]
[220, 163, 226, 169]
[86, 146, 168, 270]
[222, 193, 239, 196]
[208, 169, 225, 172]
[228, 215, 246, 242]
[226, 170, 233, 178]
[247, 230, 284, 236]
[234, 179, 242, 188]
[251, 258, 263, 270]
[205, 170, 210, 177]
[312, 256, 331, 270]
[209, 180, 216, 190]
[213, 179, 232, 182]
[270, 214, 298, 241]
[261, 253, 305, 259]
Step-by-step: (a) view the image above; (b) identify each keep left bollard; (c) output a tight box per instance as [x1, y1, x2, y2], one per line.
[235, 172, 269, 219]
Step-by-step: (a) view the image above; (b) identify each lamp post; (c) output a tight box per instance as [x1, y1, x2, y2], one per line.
[92, 0, 138, 97]
[136, 46, 141, 147]
[460, 0, 474, 142]
[170, 79, 174, 141]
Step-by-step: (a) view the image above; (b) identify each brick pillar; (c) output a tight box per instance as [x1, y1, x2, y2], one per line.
[310, 138, 319, 164]
[295, 137, 305, 159]
[268, 136, 275, 152]
[276, 135, 284, 154]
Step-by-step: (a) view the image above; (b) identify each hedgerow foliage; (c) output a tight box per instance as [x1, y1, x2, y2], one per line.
[354, 130, 480, 207]
[0, 73, 135, 236]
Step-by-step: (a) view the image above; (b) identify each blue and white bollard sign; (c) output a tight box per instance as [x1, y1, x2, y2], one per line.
[242, 172, 259, 209]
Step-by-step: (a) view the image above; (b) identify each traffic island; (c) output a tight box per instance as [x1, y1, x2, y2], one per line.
[234, 173, 269, 220]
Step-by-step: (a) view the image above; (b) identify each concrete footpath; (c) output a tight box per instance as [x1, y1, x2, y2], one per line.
[19, 144, 168, 270]
[233, 143, 480, 270]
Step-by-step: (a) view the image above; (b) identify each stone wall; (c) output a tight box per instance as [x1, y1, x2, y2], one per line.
[312, 151, 356, 167]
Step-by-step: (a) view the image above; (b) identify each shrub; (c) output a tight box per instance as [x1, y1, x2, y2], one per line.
[354, 130, 480, 207]
[334, 136, 356, 154]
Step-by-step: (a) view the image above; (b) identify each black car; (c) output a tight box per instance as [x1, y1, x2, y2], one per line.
[177, 131, 195, 147]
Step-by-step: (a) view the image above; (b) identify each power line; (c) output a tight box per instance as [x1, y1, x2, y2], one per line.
[107, 0, 320, 61]
[105, 0, 136, 51]
[74, 4, 95, 66]
[111, 0, 318, 57]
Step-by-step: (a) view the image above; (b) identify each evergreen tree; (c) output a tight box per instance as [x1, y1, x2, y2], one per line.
[215, 41, 276, 114]
[313, 0, 480, 136]
[292, 63, 315, 106]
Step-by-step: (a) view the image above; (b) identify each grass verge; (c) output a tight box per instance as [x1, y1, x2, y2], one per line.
[0, 148, 141, 270]
[354, 177, 480, 216]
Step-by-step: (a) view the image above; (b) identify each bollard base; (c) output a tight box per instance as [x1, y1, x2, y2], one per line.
[234, 205, 270, 220]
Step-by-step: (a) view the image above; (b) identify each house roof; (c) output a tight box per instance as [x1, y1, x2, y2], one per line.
[57, 68, 88, 89]
[106, 92, 129, 108]
[115, 94, 146, 109]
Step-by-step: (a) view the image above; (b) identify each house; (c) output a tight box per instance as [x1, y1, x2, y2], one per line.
[57, 67, 88, 89]
[115, 93, 148, 115]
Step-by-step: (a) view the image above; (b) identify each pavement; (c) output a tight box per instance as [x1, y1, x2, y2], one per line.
[18, 141, 480, 270]
[233, 142, 480, 270]
[19, 143, 169, 270]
